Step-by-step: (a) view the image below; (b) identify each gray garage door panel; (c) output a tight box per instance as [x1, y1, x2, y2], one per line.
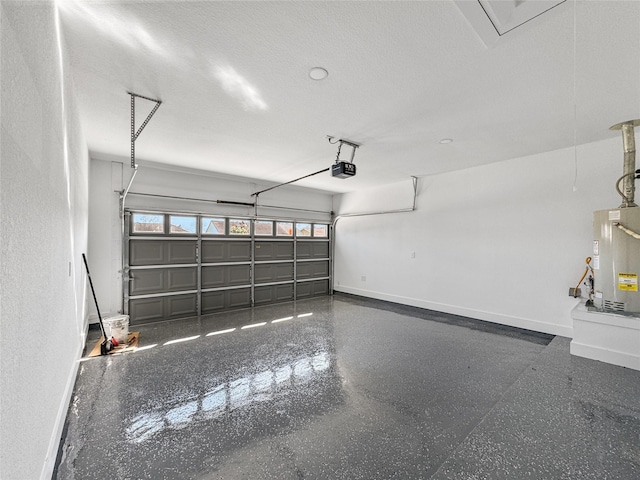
[254, 284, 294, 305]
[254, 263, 294, 284]
[127, 214, 330, 323]
[201, 288, 251, 314]
[297, 241, 329, 259]
[228, 242, 252, 261]
[296, 279, 329, 299]
[202, 265, 251, 288]
[168, 268, 198, 291]
[296, 261, 329, 279]
[130, 240, 197, 265]
[129, 240, 164, 266]
[228, 288, 252, 308]
[228, 264, 251, 285]
[201, 291, 224, 313]
[201, 242, 225, 262]
[129, 297, 164, 323]
[167, 241, 198, 263]
[130, 267, 197, 295]
[130, 267, 197, 294]
[201, 266, 224, 288]
[167, 294, 198, 318]
[130, 269, 165, 296]
[129, 293, 197, 324]
[255, 241, 294, 260]
[201, 241, 251, 263]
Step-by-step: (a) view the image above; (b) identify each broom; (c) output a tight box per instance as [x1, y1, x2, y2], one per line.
[82, 253, 115, 354]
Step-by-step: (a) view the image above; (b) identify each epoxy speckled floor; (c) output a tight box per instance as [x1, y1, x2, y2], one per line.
[53, 294, 640, 479]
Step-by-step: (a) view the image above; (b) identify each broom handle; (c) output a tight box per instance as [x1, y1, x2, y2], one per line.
[82, 253, 108, 340]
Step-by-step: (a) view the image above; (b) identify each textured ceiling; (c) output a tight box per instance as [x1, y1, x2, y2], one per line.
[57, 0, 640, 194]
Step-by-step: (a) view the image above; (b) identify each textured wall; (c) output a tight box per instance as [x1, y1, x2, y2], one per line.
[333, 137, 625, 337]
[0, 2, 89, 478]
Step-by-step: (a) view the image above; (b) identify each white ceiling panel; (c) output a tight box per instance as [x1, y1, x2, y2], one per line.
[56, 0, 640, 193]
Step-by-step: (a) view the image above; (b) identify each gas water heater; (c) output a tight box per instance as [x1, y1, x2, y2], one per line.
[592, 120, 640, 315]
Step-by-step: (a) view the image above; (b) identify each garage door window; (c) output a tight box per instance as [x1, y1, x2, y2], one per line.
[170, 216, 197, 234]
[296, 223, 311, 237]
[276, 222, 293, 237]
[229, 219, 250, 236]
[313, 224, 328, 238]
[202, 217, 226, 235]
[132, 213, 164, 234]
[255, 220, 274, 236]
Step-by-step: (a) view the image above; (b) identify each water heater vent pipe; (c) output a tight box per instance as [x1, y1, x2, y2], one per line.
[610, 119, 640, 208]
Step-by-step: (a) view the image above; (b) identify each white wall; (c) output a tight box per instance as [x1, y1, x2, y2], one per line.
[334, 137, 627, 337]
[88, 156, 334, 319]
[0, 2, 89, 479]
[87, 158, 125, 319]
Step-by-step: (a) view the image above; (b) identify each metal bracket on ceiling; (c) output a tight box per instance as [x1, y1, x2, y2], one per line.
[129, 92, 162, 168]
[327, 136, 361, 163]
[120, 92, 162, 220]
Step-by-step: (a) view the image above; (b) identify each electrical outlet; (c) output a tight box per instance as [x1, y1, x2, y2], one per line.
[361, 276, 366, 282]
[411, 251, 415, 258]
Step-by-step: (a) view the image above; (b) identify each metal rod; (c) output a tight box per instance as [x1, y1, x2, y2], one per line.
[614, 222, 640, 240]
[128, 91, 162, 103]
[130, 94, 135, 169]
[621, 123, 637, 207]
[128, 91, 162, 167]
[122, 166, 139, 213]
[134, 100, 162, 141]
[610, 119, 640, 208]
[218, 200, 256, 207]
[251, 168, 330, 197]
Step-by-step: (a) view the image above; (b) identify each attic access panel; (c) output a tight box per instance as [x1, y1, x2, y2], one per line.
[455, 0, 566, 46]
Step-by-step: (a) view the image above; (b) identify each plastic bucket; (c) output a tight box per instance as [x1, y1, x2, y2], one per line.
[105, 315, 129, 344]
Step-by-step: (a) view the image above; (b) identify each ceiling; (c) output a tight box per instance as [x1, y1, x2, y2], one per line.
[57, 0, 640, 194]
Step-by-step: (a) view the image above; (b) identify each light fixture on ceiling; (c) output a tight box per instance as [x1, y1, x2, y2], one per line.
[439, 138, 454, 144]
[309, 67, 329, 80]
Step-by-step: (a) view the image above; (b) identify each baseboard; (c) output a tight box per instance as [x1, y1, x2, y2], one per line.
[335, 286, 573, 337]
[570, 304, 640, 371]
[40, 321, 88, 480]
[570, 340, 640, 371]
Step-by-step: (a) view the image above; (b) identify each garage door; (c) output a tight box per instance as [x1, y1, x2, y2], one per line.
[124, 212, 330, 324]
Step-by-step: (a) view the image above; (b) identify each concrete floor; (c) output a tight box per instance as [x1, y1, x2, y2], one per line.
[54, 294, 640, 479]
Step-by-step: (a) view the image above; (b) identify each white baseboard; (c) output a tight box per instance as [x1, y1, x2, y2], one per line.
[40, 322, 89, 480]
[335, 286, 573, 337]
[570, 304, 640, 371]
[570, 340, 640, 371]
